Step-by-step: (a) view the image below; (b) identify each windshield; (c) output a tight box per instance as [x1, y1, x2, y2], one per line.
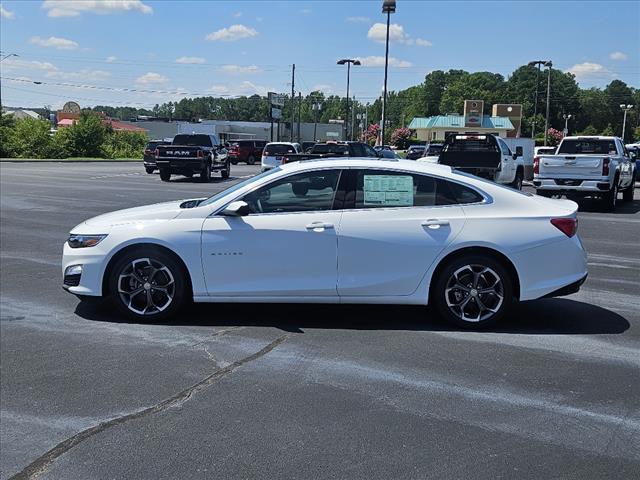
[264, 144, 297, 156]
[173, 134, 213, 147]
[558, 139, 618, 155]
[199, 168, 281, 206]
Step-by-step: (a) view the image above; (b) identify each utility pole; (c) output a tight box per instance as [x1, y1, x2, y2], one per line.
[563, 113, 572, 137]
[313, 102, 321, 141]
[297, 92, 302, 143]
[544, 61, 553, 146]
[620, 104, 634, 141]
[290, 64, 295, 142]
[351, 96, 356, 140]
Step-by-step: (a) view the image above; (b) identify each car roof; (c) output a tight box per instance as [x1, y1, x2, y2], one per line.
[281, 157, 454, 175]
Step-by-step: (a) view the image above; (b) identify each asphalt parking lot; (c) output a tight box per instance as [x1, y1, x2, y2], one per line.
[1, 161, 639, 480]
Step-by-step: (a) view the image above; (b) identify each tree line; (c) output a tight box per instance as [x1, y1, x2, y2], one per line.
[96, 64, 640, 143]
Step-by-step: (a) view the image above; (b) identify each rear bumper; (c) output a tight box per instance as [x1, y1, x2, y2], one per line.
[542, 273, 588, 298]
[534, 178, 612, 193]
[156, 158, 226, 173]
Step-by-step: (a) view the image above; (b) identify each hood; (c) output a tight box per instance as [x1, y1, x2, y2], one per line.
[80, 200, 187, 230]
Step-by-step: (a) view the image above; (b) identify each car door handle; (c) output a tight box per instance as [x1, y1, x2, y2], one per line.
[421, 219, 450, 228]
[306, 222, 334, 230]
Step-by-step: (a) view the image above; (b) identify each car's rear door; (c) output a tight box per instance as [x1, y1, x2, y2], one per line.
[336, 168, 466, 297]
[201, 169, 345, 297]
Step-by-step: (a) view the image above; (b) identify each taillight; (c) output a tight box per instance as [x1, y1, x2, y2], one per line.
[533, 156, 540, 175]
[197, 150, 203, 158]
[551, 218, 578, 237]
[154, 148, 159, 158]
[602, 157, 610, 176]
[281, 156, 288, 164]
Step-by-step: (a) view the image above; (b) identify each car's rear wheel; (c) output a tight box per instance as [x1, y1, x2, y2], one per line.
[159, 169, 171, 182]
[221, 160, 230, 179]
[200, 161, 211, 182]
[247, 155, 256, 165]
[145, 166, 155, 174]
[602, 180, 618, 211]
[622, 176, 635, 202]
[510, 168, 523, 190]
[109, 250, 187, 322]
[432, 254, 514, 329]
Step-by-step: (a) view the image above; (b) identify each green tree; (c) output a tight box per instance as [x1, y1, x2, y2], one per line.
[3, 117, 53, 158]
[55, 112, 108, 157]
[102, 131, 147, 158]
[579, 125, 599, 135]
[0, 113, 17, 157]
[601, 124, 614, 136]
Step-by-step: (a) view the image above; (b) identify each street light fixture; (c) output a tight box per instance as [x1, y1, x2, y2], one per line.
[337, 58, 361, 141]
[563, 114, 572, 137]
[380, 0, 396, 146]
[620, 104, 634, 141]
[528, 59, 552, 141]
[312, 102, 322, 141]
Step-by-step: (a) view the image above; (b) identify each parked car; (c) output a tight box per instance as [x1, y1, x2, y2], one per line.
[425, 143, 444, 157]
[227, 140, 267, 165]
[261, 142, 302, 171]
[280, 141, 379, 164]
[378, 148, 400, 159]
[155, 134, 229, 182]
[406, 145, 426, 160]
[301, 141, 316, 153]
[534, 136, 636, 211]
[63, 158, 587, 329]
[143, 140, 170, 174]
[438, 134, 525, 189]
[535, 146, 557, 156]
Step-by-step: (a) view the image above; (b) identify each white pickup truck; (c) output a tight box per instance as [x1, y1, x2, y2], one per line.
[534, 136, 636, 211]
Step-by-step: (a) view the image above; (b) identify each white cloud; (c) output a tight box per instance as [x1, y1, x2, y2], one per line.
[368, 22, 407, 44]
[205, 24, 258, 42]
[233, 11, 242, 18]
[2, 57, 58, 72]
[42, 0, 152, 18]
[355, 56, 413, 68]
[175, 56, 206, 64]
[220, 64, 262, 74]
[346, 16, 370, 23]
[414, 38, 432, 47]
[312, 84, 334, 94]
[45, 68, 111, 81]
[30, 36, 79, 50]
[566, 62, 614, 82]
[208, 81, 271, 97]
[609, 51, 628, 61]
[106, 55, 117, 62]
[136, 72, 168, 84]
[1, 3, 15, 19]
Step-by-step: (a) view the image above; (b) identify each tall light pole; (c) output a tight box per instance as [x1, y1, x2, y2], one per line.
[543, 60, 553, 146]
[381, 0, 396, 146]
[312, 102, 322, 141]
[563, 114, 572, 137]
[337, 58, 360, 141]
[620, 104, 634, 141]
[527, 60, 548, 139]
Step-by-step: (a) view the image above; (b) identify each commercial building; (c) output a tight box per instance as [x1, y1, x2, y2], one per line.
[409, 100, 521, 141]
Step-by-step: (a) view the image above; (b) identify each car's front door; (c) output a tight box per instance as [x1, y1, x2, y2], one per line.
[337, 169, 467, 297]
[201, 169, 344, 297]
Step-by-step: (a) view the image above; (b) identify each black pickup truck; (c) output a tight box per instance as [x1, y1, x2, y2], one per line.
[280, 141, 380, 164]
[155, 134, 230, 182]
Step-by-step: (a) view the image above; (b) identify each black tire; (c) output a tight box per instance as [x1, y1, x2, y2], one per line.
[432, 254, 514, 329]
[246, 155, 256, 165]
[145, 166, 155, 174]
[622, 176, 635, 202]
[510, 168, 523, 190]
[537, 190, 552, 198]
[159, 169, 171, 182]
[108, 248, 188, 322]
[221, 160, 230, 179]
[602, 179, 618, 212]
[230, 159, 238, 165]
[200, 160, 211, 182]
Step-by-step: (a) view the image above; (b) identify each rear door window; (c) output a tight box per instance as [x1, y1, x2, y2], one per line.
[264, 144, 296, 156]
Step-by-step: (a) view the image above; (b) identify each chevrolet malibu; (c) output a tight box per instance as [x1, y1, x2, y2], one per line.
[63, 159, 587, 328]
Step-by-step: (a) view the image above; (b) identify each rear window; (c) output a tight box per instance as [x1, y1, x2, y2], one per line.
[145, 141, 162, 150]
[264, 143, 297, 155]
[237, 140, 254, 147]
[558, 140, 618, 155]
[426, 145, 442, 155]
[173, 134, 213, 147]
[443, 137, 498, 153]
[408, 146, 425, 151]
[313, 144, 349, 155]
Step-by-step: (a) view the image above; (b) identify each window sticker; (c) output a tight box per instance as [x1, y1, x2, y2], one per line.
[363, 175, 414, 206]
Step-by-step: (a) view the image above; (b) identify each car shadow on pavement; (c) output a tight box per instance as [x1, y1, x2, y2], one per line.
[74, 297, 629, 335]
[167, 176, 239, 184]
[574, 197, 640, 214]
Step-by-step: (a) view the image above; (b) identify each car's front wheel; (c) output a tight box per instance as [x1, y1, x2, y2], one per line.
[159, 169, 171, 182]
[432, 254, 514, 329]
[108, 249, 188, 321]
[246, 155, 256, 165]
[145, 166, 155, 174]
[622, 176, 635, 202]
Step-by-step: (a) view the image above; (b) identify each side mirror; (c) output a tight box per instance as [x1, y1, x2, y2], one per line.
[515, 146, 523, 157]
[221, 201, 250, 217]
[512, 153, 518, 160]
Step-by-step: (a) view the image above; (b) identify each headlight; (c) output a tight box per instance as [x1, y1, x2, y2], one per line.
[67, 234, 108, 248]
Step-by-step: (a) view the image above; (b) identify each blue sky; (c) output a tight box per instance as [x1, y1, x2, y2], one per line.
[1, 0, 638, 109]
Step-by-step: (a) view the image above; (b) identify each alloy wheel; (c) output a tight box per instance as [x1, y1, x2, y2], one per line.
[444, 264, 504, 323]
[117, 258, 175, 315]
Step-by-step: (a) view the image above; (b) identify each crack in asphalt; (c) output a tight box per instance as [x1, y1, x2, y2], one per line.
[9, 333, 289, 480]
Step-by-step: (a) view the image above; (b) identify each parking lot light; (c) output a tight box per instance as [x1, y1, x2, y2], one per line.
[620, 104, 634, 141]
[380, 0, 396, 146]
[337, 59, 361, 141]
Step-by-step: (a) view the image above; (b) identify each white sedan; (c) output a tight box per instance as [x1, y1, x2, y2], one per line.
[63, 159, 587, 328]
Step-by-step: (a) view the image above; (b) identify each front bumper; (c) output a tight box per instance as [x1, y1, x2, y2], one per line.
[62, 242, 109, 296]
[534, 178, 611, 193]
